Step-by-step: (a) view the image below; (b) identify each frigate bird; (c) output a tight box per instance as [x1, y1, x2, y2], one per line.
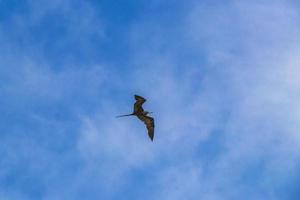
[116, 95, 155, 141]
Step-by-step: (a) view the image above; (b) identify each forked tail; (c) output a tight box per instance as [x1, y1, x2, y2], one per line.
[116, 113, 134, 118]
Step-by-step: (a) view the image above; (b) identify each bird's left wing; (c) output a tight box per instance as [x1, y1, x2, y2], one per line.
[138, 115, 154, 141]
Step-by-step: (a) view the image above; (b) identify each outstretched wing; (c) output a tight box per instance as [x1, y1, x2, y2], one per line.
[137, 115, 155, 141]
[134, 95, 146, 113]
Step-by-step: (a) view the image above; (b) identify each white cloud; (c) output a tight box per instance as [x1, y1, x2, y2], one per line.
[53, 0, 300, 197]
[74, 0, 300, 199]
[1, 0, 300, 199]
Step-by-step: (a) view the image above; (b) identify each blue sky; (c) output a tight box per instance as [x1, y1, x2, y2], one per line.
[1, 0, 300, 199]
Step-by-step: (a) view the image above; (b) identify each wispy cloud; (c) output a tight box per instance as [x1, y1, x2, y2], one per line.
[1, 0, 300, 199]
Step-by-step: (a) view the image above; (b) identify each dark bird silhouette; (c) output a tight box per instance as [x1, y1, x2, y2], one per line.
[116, 95, 155, 141]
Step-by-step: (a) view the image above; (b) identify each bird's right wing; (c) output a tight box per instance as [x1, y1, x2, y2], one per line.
[134, 95, 146, 113]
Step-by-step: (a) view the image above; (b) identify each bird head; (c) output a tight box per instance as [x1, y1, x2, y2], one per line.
[144, 111, 153, 115]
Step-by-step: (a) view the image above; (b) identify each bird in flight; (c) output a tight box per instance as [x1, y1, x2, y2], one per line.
[116, 95, 155, 141]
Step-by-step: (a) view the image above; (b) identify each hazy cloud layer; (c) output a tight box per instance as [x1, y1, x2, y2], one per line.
[1, 0, 300, 199]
